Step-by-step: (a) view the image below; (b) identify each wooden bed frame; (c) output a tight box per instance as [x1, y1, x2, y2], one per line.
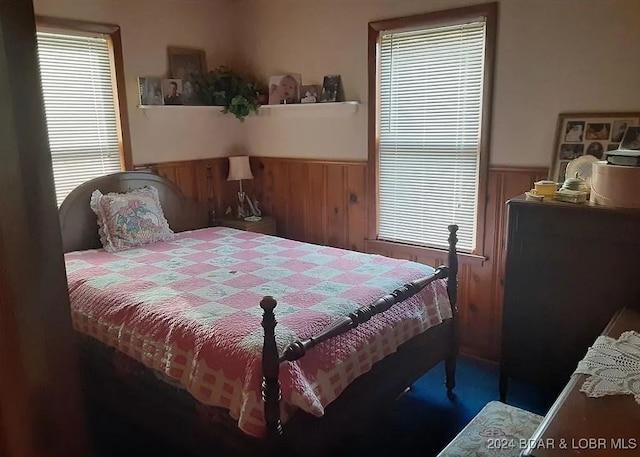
[59, 172, 459, 457]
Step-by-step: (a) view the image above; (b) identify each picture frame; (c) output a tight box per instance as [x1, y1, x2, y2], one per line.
[620, 126, 640, 151]
[268, 74, 301, 105]
[167, 47, 207, 80]
[320, 75, 342, 102]
[138, 77, 163, 106]
[300, 84, 320, 103]
[161, 78, 184, 105]
[549, 112, 640, 182]
[167, 47, 206, 105]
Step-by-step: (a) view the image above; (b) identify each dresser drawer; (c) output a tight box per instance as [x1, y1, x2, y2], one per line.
[512, 203, 640, 244]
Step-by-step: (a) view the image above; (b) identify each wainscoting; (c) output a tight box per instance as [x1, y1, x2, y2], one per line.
[135, 158, 547, 362]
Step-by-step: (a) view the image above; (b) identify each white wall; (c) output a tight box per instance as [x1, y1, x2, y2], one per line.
[234, 0, 640, 167]
[33, 0, 242, 165]
[33, 0, 640, 168]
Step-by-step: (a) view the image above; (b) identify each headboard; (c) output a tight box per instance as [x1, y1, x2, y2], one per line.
[59, 171, 208, 253]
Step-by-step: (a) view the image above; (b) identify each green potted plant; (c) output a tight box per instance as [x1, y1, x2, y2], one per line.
[198, 66, 263, 121]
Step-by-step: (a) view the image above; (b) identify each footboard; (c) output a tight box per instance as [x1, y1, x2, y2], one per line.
[261, 225, 459, 448]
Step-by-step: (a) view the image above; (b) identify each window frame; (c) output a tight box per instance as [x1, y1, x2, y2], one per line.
[35, 16, 133, 172]
[367, 3, 497, 258]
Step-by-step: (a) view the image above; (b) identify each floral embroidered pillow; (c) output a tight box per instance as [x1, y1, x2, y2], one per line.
[90, 186, 174, 252]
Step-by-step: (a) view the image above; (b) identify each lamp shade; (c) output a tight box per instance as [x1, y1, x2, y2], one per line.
[227, 156, 254, 181]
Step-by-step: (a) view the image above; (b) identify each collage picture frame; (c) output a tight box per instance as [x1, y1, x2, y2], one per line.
[549, 112, 640, 182]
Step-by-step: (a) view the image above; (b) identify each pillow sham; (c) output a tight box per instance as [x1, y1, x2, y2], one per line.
[90, 186, 174, 252]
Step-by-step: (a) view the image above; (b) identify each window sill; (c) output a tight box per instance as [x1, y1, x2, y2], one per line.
[365, 239, 487, 267]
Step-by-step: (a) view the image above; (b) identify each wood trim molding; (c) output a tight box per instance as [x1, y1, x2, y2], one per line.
[365, 239, 486, 267]
[111, 27, 133, 171]
[35, 15, 133, 171]
[474, 2, 499, 257]
[137, 156, 368, 169]
[35, 15, 119, 34]
[368, 2, 499, 32]
[367, 22, 379, 241]
[490, 166, 549, 174]
[367, 3, 499, 257]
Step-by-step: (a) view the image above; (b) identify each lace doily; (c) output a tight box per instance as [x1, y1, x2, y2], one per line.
[574, 331, 640, 404]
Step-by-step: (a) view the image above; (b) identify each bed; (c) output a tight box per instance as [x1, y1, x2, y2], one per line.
[59, 171, 459, 457]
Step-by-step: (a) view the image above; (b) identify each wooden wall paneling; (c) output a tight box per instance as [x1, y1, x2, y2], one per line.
[306, 162, 327, 245]
[346, 165, 367, 252]
[274, 161, 292, 238]
[325, 165, 349, 248]
[175, 163, 199, 201]
[154, 164, 177, 186]
[286, 161, 309, 242]
[489, 167, 548, 360]
[253, 158, 293, 239]
[252, 158, 277, 227]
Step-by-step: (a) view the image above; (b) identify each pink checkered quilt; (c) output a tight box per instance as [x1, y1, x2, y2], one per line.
[65, 227, 452, 436]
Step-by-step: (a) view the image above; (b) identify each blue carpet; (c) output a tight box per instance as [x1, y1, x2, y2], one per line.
[93, 356, 556, 456]
[342, 356, 556, 456]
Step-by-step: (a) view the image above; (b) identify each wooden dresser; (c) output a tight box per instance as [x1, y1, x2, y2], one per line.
[500, 196, 640, 399]
[522, 308, 640, 457]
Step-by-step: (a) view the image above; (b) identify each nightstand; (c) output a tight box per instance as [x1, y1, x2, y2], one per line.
[218, 216, 277, 236]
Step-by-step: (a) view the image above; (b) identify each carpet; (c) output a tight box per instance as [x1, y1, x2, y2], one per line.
[340, 356, 555, 457]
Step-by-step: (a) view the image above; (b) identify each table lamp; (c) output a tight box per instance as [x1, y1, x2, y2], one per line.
[227, 155, 256, 219]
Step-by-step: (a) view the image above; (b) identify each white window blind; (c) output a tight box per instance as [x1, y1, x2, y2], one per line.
[37, 31, 122, 206]
[378, 20, 487, 252]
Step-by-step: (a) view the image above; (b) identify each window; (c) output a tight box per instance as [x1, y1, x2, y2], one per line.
[36, 18, 130, 205]
[369, 4, 496, 253]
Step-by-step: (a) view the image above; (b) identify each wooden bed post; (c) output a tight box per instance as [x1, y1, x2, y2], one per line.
[445, 224, 459, 393]
[260, 296, 284, 450]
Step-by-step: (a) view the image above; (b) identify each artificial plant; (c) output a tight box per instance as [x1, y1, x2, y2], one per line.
[198, 66, 263, 121]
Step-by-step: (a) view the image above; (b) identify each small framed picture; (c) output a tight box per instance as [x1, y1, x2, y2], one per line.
[138, 77, 163, 105]
[585, 123, 610, 141]
[620, 126, 640, 151]
[167, 47, 207, 80]
[585, 141, 605, 159]
[268, 74, 301, 104]
[564, 121, 584, 142]
[549, 112, 640, 181]
[611, 120, 629, 142]
[320, 75, 342, 102]
[300, 85, 320, 103]
[161, 79, 183, 105]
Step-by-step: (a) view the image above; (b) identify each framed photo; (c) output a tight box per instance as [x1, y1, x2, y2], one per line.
[620, 126, 640, 151]
[138, 77, 163, 106]
[549, 112, 640, 181]
[268, 74, 301, 104]
[161, 78, 183, 105]
[320, 75, 342, 102]
[167, 47, 206, 105]
[167, 47, 206, 80]
[300, 85, 320, 103]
